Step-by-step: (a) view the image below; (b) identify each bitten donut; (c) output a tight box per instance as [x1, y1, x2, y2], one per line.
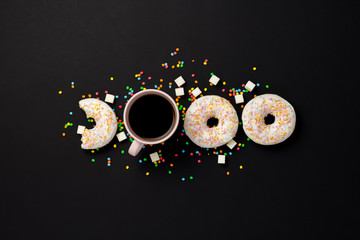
[242, 94, 296, 145]
[184, 95, 239, 148]
[79, 98, 117, 149]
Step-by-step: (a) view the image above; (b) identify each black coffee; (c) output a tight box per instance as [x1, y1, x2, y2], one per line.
[129, 94, 174, 139]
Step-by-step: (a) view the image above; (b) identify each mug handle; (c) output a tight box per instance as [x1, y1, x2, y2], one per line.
[128, 140, 144, 156]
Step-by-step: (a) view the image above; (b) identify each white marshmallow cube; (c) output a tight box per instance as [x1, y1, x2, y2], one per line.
[77, 125, 86, 134]
[105, 93, 115, 103]
[245, 81, 256, 92]
[175, 87, 185, 96]
[234, 94, 244, 104]
[191, 87, 202, 98]
[116, 132, 127, 142]
[218, 155, 226, 164]
[174, 76, 186, 87]
[226, 139, 237, 149]
[150, 152, 160, 162]
[209, 75, 220, 85]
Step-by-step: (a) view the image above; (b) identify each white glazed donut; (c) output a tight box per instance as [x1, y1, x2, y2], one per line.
[79, 98, 118, 149]
[184, 95, 239, 148]
[242, 94, 296, 145]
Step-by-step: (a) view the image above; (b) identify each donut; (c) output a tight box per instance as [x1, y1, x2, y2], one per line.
[242, 94, 296, 145]
[184, 95, 239, 148]
[79, 98, 118, 149]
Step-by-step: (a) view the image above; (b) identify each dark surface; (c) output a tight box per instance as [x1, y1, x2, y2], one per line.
[1, 0, 359, 239]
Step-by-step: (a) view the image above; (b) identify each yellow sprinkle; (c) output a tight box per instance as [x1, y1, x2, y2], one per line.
[110, 77, 114, 80]
[146, 172, 149, 176]
[204, 88, 207, 91]
[223, 81, 226, 85]
[113, 144, 117, 148]
[253, 66, 257, 71]
[239, 165, 243, 169]
[126, 165, 129, 169]
[58, 91, 62, 94]
[62, 132, 66, 136]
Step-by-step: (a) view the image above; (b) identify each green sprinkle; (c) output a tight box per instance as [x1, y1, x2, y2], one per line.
[168, 171, 172, 174]
[126, 86, 129, 89]
[242, 144, 245, 147]
[247, 138, 250, 141]
[154, 163, 158, 167]
[121, 150, 125, 154]
[91, 159, 95, 162]
[239, 122, 242, 125]
[159, 154, 162, 157]
[188, 98, 191, 101]
[210, 73, 214, 75]
[186, 142, 189, 145]
[143, 158, 147, 161]
[224, 153, 227, 156]
[266, 85, 269, 88]
[189, 176, 193, 180]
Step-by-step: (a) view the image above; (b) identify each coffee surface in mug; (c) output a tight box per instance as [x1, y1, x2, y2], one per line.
[129, 94, 174, 138]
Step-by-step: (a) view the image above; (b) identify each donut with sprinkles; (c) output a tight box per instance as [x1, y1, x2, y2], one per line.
[184, 95, 239, 148]
[79, 98, 118, 149]
[242, 94, 296, 145]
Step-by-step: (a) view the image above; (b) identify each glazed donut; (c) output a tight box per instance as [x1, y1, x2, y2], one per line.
[242, 94, 296, 145]
[184, 95, 239, 148]
[79, 98, 118, 149]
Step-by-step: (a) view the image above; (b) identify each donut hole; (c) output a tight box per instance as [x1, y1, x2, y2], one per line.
[264, 114, 275, 125]
[207, 117, 219, 128]
[85, 117, 96, 129]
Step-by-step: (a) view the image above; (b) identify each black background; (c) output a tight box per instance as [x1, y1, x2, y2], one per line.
[1, 0, 359, 239]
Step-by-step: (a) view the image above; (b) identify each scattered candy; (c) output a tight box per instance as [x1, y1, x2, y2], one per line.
[59, 49, 271, 181]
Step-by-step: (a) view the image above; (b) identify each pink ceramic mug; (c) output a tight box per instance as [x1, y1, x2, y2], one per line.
[123, 89, 180, 156]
